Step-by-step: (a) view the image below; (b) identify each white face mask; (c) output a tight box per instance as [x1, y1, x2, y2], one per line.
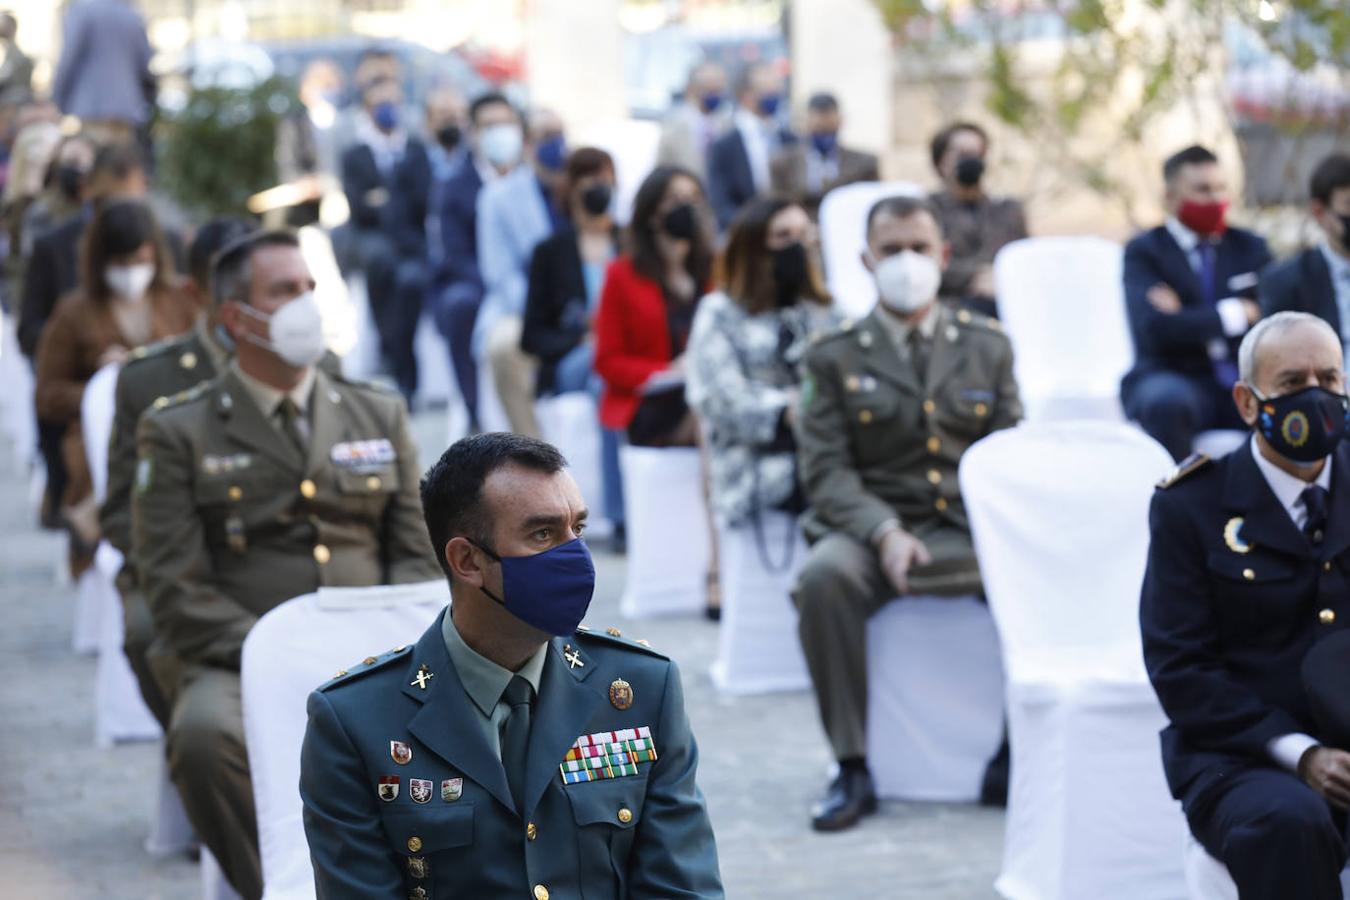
[871, 250, 942, 314]
[105, 263, 155, 301]
[239, 292, 326, 368]
[478, 123, 523, 169]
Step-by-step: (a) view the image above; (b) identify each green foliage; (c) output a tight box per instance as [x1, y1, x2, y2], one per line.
[157, 77, 297, 219]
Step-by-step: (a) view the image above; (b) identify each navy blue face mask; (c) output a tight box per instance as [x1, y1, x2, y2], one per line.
[474, 538, 596, 636]
[1252, 385, 1350, 464]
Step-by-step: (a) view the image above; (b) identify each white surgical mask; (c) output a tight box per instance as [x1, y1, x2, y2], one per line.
[871, 250, 942, 314]
[479, 123, 523, 168]
[239, 292, 326, 368]
[105, 263, 155, 301]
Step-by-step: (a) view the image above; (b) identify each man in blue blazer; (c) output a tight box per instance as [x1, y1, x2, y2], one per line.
[301, 433, 724, 899]
[1121, 145, 1273, 460]
[706, 62, 794, 230]
[429, 92, 523, 431]
[1261, 153, 1350, 363]
[1141, 312, 1350, 899]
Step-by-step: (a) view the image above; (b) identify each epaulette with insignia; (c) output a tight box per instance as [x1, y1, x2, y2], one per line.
[810, 319, 855, 346]
[334, 371, 397, 394]
[1157, 452, 1212, 490]
[575, 624, 668, 659]
[150, 380, 211, 412]
[318, 644, 414, 690]
[954, 308, 1003, 332]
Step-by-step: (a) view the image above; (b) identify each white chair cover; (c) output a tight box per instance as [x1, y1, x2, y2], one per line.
[817, 180, 925, 320]
[959, 421, 1187, 900]
[82, 363, 119, 503]
[618, 446, 709, 618]
[0, 310, 36, 469]
[1185, 834, 1350, 899]
[536, 392, 611, 536]
[866, 596, 1006, 801]
[993, 236, 1131, 422]
[144, 759, 196, 859]
[241, 581, 447, 900]
[202, 847, 243, 900]
[709, 512, 810, 695]
[93, 542, 159, 746]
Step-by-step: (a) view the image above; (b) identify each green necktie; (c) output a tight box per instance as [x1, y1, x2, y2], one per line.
[500, 675, 534, 813]
[275, 397, 307, 455]
[909, 328, 930, 383]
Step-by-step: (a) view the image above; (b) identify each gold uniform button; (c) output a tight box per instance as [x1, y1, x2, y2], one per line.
[300, 479, 317, 499]
[228, 486, 243, 501]
[406, 836, 422, 853]
[362, 656, 377, 665]
[1320, 608, 1336, 625]
[366, 475, 382, 491]
[957, 309, 973, 324]
[923, 399, 937, 415]
[1324, 561, 1334, 573]
[179, 351, 198, 370]
[1242, 568, 1255, 581]
[859, 409, 873, 425]
[152, 396, 169, 410]
[534, 885, 550, 900]
[927, 469, 942, 485]
[313, 544, 331, 565]
[606, 627, 622, 637]
[617, 808, 633, 824]
[526, 822, 538, 841]
[935, 497, 949, 512]
[927, 436, 941, 453]
[974, 402, 989, 417]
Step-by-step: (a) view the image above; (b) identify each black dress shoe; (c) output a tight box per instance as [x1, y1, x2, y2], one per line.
[811, 766, 878, 832]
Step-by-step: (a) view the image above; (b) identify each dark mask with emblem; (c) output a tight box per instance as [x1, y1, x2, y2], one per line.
[1251, 385, 1350, 464]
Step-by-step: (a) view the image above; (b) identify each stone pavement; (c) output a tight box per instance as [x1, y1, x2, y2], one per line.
[0, 413, 1004, 899]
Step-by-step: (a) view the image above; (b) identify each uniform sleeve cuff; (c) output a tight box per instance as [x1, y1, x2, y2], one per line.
[1216, 297, 1250, 338]
[870, 518, 902, 547]
[1267, 733, 1319, 774]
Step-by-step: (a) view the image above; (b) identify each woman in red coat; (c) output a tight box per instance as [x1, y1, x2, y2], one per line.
[593, 165, 721, 613]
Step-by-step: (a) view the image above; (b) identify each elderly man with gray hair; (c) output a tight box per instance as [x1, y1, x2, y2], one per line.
[1141, 310, 1350, 899]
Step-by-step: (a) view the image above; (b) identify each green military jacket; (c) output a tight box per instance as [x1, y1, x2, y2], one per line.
[301, 610, 724, 899]
[795, 303, 1022, 592]
[132, 365, 441, 669]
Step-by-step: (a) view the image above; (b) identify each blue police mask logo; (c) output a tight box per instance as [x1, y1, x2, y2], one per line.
[1252, 385, 1350, 464]
[475, 538, 595, 636]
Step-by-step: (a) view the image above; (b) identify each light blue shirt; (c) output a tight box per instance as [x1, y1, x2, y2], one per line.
[441, 610, 548, 760]
[1320, 243, 1350, 369]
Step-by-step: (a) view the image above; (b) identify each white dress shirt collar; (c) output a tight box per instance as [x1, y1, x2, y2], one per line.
[1165, 216, 1203, 256]
[1249, 434, 1333, 530]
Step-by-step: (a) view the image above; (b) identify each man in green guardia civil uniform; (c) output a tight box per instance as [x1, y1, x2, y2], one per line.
[300, 433, 723, 899]
[792, 196, 1022, 831]
[132, 229, 441, 900]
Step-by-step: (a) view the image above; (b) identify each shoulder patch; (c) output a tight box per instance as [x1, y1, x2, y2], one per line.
[955, 307, 1003, 333]
[124, 335, 186, 367]
[158, 380, 212, 411]
[332, 372, 398, 395]
[1157, 452, 1212, 490]
[575, 626, 669, 660]
[317, 645, 413, 691]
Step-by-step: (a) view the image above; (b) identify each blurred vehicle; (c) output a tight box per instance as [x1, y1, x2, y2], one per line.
[623, 26, 789, 120]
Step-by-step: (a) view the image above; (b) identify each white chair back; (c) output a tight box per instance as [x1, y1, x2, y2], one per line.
[81, 362, 121, 504]
[993, 236, 1131, 421]
[817, 180, 925, 320]
[959, 421, 1174, 684]
[0, 310, 36, 468]
[537, 392, 610, 535]
[240, 581, 447, 900]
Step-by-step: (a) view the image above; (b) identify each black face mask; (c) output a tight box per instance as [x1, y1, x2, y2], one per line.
[771, 242, 809, 306]
[436, 124, 461, 151]
[580, 183, 612, 216]
[661, 203, 698, 241]
[1252, 385, 1350, 464]
[1336, 213, 1350, 250]
[955, 155, 985, 188]
[56, 166, 84, 200]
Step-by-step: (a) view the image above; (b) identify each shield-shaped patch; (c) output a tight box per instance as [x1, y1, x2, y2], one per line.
[377, 775, 399, 802]
[441, 778, 463, 802]
[410, 778, 433, 804]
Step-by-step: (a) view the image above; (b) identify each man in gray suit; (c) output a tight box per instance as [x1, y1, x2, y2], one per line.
[52, 0, 154, 146]
[771, 93, 879, 221]
[656, 62, 730, 183]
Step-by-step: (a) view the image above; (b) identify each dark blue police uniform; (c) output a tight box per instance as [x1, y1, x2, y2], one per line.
[300, 608, 723, 899]
[1141, 444, 1350, 898]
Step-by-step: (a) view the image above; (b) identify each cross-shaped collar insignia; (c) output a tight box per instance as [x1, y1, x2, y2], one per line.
[411, 664, 434, 690]
[564, 646, 585, 670]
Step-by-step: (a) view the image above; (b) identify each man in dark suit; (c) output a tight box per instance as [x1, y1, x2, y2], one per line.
[707, 62, 793, 230]
[1261, 153, 1350, 360]
[1121, 145, 1273, 461]
[770, 92, 879, 221]
[340, 77, 432, 406]
[428, 92, 522, 432]
[1141, 311, 1350, 899]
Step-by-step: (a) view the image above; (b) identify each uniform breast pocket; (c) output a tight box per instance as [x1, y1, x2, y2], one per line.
[934, 386, 994, 439]
[333, 464, 401, 514]
[194, 473, 286, 546]
[381, 804, 475, 889]
[844, 389, 909, 465]
[1206, 551, 1304, 634]
[566, 776, 648, 896]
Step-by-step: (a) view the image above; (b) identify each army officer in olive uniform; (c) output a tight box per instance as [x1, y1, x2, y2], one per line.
[301, 433, 723, 899]
[792, 196, 1022, 831]
[133, 230, 442, 900]
[100, 216, 253, 728]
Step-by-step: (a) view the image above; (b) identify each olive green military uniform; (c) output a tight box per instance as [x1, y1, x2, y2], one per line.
[133, 363, 441, 900]
[100, 319, 231, 727]
[791, 303, 1022, 761]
